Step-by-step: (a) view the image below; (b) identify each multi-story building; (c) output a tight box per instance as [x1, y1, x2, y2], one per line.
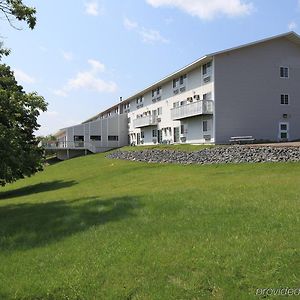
[50, 32, 300, 158]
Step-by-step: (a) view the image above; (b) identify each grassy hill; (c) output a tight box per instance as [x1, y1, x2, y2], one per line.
[0, 150, 299, 299]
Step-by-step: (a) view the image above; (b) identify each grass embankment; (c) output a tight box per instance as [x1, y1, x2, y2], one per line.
[0, 150, 299, 299]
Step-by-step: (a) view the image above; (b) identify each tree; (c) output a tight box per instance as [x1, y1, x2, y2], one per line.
[0, 0, 36, 30]
[0, 0, 37, 58]
[0, 64, 47, 186]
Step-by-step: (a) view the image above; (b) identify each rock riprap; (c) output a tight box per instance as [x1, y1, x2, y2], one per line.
[107, 146, 300, 165]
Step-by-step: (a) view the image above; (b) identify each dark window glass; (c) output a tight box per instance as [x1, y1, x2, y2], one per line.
[90, 136, 101, 141]
[108, 136, 118, 141]
[180, 125, 185, 134]
[280, 67, 289, 78]
[74, 135, 84, 141]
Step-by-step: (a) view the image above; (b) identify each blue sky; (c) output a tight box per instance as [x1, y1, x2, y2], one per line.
[1, 0, 300, 135]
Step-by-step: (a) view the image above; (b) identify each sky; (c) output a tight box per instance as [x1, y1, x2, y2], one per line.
[1, 0, 300, 136]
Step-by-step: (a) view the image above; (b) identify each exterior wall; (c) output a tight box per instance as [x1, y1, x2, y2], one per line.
[127, 63, 215, 145]
[62, 114, 128, 152]
[184, 116, 214, 144]
[214, 37, 300, 144]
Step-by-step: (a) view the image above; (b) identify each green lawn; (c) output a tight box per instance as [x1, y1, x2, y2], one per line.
[0, 152, 299, 299]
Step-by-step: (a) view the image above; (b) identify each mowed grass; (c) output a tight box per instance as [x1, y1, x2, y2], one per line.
[0, 152, 299, 300]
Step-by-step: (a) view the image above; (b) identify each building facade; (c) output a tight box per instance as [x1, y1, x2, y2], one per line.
[51, 32, 300, 158]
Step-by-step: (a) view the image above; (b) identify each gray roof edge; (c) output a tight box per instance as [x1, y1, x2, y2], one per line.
[209, 31, 300, 57]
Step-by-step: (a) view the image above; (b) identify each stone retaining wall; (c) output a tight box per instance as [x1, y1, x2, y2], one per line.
[107, 146, 300, 165]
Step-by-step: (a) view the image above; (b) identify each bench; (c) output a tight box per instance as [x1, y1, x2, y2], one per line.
[229, 136, 255, 144]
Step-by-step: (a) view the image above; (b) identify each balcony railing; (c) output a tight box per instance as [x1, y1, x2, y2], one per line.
[42, 141, 97, 153]
[133, 115, 159, 128]
[171, 100, 213, 120]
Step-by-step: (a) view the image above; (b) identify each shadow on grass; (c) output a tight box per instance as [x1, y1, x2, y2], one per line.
[45, 156, 62, 165]
[0, 196, 141, 251]
[0, 180, 77, 200]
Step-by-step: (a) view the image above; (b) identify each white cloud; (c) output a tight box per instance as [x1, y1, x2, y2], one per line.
[67, 71, 117, 93]
[14, 69, 36, 84]
[53, 59, 117, 97]
[88, 59, 105, 72]
[146, 0, 253, 20]
[85, 1, 102, 16]
[139, 27, 169, 44]
[124, 17, 138, 30]
[288, 21, 297, 31]
[123, 17, 169, 44]
[62, 51, 74, 61]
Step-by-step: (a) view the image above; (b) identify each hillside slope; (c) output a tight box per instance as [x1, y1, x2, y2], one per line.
[0, 152, 299, 299]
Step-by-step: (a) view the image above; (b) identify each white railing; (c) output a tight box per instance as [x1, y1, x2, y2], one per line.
[42, 141, 97, 153]
[171, 100, 213, 120]
[133, 115, 159, 128]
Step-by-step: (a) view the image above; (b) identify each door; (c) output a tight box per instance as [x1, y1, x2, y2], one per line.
[279, 122, 289, 141]
[173, 127, 180, 143]
[74, 135, 84, 147]
[137, 133, 141, 145]
[158, 130, 162, 144]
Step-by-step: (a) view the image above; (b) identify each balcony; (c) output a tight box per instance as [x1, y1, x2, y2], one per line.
[171, 100, 213, 120]
[133, 115, 159, 128]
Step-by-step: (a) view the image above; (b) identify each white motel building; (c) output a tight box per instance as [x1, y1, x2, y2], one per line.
[51, 32, 300, 159]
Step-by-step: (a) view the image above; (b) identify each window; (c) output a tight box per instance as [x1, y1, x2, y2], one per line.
[281, 132, 288, 139]
[173, 74, 186, 88]
[124, 102, 130, 109]
[203, 62, 212, 76]
[74, 135, 84, 147]
[141, 131, 145, 139]
[128, 117, 131, 123]
[152, 86, 162, 98]
[203, 92, 212, 100]
[90, 135, 101, 141]
[203, 121, 208, 132]
[173, 78, 179, 88]
[281, 94, 289, 105]
[280, 67, 289, 78]
[173, 101, 179, 108]
[74, 135, 84, 141]
[280, 124, 287, 131]
[179, 74, 187, 85]
[136, 96, 144, 104]
[108, 136, 118, 141]
[152, 129, 158, 137]
[157, 107, 162, 115]
[180, 124, 185, 134]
